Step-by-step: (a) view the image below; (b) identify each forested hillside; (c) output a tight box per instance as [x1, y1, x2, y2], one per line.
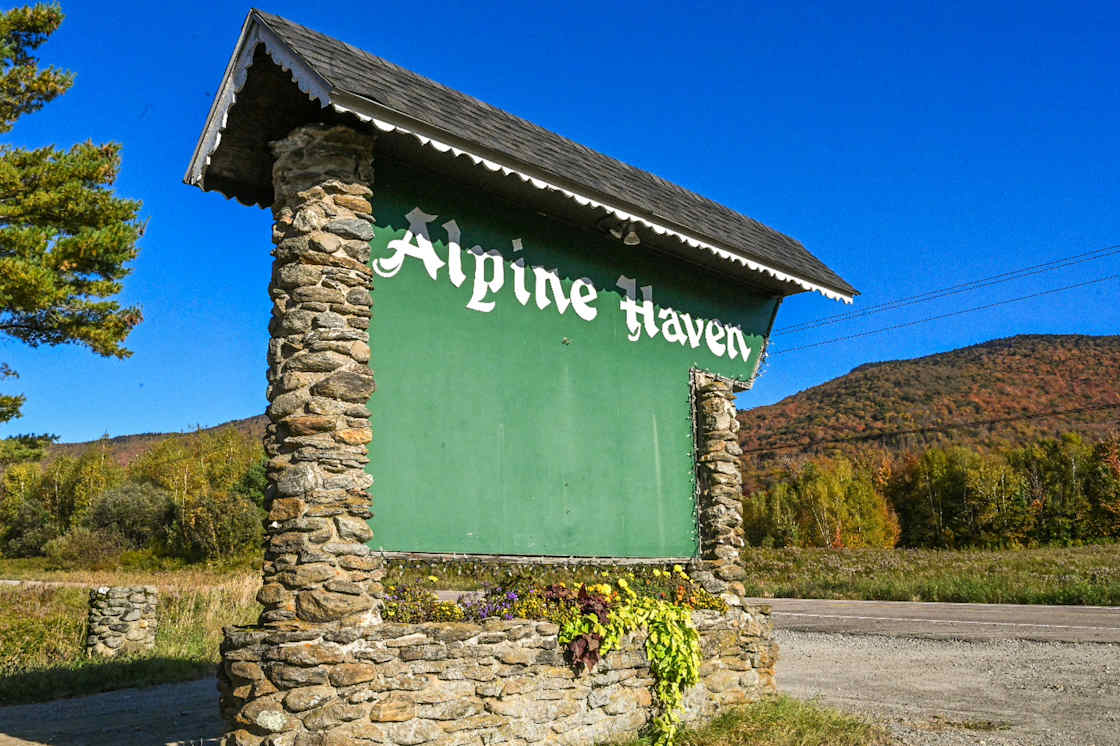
[46, 415, 268, 466]
[738, 334, 1120, 462]
[738, 335, 1120, 550]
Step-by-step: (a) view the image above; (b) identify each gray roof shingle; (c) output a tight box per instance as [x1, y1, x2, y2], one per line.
[199, 10, 856, 299]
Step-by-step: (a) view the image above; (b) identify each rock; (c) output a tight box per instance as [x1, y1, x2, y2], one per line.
[328, 663, 379, 686]
[284, 681, 331, 712]
[324, 218, 374, 241]
[296, 590, 372, 622]
[301, 702, 368, 730]
[276, 464, 321, 497]
[285, 416, 335, 435]
[417, 697, 483, 720]
[369, 696, 416, 722]
[332, 195, 372, 214]
[333, 428, 372, 445]
[310, 370, 374, 402]
[334, 515, 373, 542]
[270, 498, 306, 522]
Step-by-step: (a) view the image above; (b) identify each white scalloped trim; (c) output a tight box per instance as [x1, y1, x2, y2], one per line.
[187, 14, 853, 304]
[185, 15, 330, 201]
[338, 104, 852, 303]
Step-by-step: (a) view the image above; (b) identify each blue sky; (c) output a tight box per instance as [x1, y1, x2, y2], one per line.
[4, 0, 1118, 442]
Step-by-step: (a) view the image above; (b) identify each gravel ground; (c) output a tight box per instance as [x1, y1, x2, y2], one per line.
[776, 629, 1120, 745]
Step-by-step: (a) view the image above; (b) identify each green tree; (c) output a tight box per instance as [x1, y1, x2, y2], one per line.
[0, 3, 143, 425]
[744, 456, 899, 549]
[0, 431, 54, 464]
[1084, 436, 1120, 538]
[1009, 433, 1094, 544]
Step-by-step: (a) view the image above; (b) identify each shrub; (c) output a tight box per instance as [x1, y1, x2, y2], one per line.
[168, 491, 264, 561]
[86, 482, 175, 550]
[0, 500, 60, 557]
[44, 527, 123, 569]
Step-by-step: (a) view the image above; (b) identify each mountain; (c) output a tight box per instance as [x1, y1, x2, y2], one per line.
[738, 334, 1120, 462]
[42, 335, 1120, 468]
[47, 414, 269, 466]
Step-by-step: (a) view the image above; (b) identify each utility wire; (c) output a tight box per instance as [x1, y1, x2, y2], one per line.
[776, 244, 1120, 336]
[741, 401, 1120, 455]
[771, 273, 1120, 355]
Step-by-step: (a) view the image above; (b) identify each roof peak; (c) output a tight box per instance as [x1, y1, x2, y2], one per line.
[187, 9, 856, 302]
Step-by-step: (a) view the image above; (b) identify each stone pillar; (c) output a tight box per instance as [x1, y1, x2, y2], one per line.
[692, 374, 747, 595]
[256, 123, 381, 629]
[86, 585, 158, 657]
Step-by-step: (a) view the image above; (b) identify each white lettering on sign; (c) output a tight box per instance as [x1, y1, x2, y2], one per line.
[371, 207, 755, 364]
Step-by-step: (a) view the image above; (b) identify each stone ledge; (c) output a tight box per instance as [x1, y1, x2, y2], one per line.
[217, 605, 777, 745]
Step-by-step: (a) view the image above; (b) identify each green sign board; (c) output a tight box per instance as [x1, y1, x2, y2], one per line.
[366, 161, 778, 557]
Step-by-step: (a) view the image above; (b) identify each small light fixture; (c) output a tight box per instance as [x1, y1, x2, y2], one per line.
[609, 224, 624, 240]
[623, 226, 640, 246]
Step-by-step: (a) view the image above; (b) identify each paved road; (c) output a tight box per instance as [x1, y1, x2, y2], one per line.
[750, 597, 1120, 643]
[0, 678, 220, 746]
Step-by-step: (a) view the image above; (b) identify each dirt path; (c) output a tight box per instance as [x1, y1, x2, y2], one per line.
[0, 678, 221, 746]
[777, 629, 1120, 745]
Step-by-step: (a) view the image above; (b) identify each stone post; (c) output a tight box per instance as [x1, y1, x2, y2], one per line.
[256, 123, 382, 628]
[86, 585, 158, 657]
[693, 374, 747, 595]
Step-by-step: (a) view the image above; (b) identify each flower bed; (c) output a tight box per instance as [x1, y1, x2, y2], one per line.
[219, 570, 776, 746]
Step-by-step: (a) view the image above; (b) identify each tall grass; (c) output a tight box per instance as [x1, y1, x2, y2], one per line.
[0, 572, 258, 705]
[741, 544, 1120, 605]
[608, 696, 892, 746]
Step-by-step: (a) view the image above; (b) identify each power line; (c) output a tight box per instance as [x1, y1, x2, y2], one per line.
[776, 244, 1120, 336]
[771, 273, 1120, 355]
[741, 401, 1120, 455]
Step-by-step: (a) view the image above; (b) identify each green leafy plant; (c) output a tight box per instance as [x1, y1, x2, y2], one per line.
[558, 572, 705, 745]
[379, 566, 724, 744]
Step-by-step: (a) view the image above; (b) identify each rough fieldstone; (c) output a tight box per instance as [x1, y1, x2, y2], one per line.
[334, 515, 373, 542]
[296, 590, 372, 622]
[310, 370, 374, 402]
[369, 696, 416, 722]
[324, 218, 374, 241]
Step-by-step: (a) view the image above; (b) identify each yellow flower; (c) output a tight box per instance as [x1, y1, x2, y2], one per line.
[427, 575, 439, 583]
[673, 564, 684, 574]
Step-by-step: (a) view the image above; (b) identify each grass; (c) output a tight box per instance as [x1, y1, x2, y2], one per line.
[0, 555, 257, 584]
[0, 571, 258, 705]
[3, 542, 1117, 705]
[607, 696, 893, 746]
[740, 544, 1120, 605]
[383, 544, 1120, 605]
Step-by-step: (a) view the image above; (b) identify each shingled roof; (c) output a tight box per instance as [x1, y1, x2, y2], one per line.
[186, 10, 856, 302]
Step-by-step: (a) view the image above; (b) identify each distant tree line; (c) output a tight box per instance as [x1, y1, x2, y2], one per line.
[742, 432, 1120, 549]
[0, 427, 266, 567]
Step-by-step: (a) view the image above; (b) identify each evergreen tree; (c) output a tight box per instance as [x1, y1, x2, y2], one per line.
[0, 3, 143, 424]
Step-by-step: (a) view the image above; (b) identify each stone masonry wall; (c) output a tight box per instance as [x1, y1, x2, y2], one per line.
[86, 585, 158, 657]
[692, 374, 747, 596]
[258, 124, 382, 629]
[218, 123, 775, 746]
[218, 600, 776, 746]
